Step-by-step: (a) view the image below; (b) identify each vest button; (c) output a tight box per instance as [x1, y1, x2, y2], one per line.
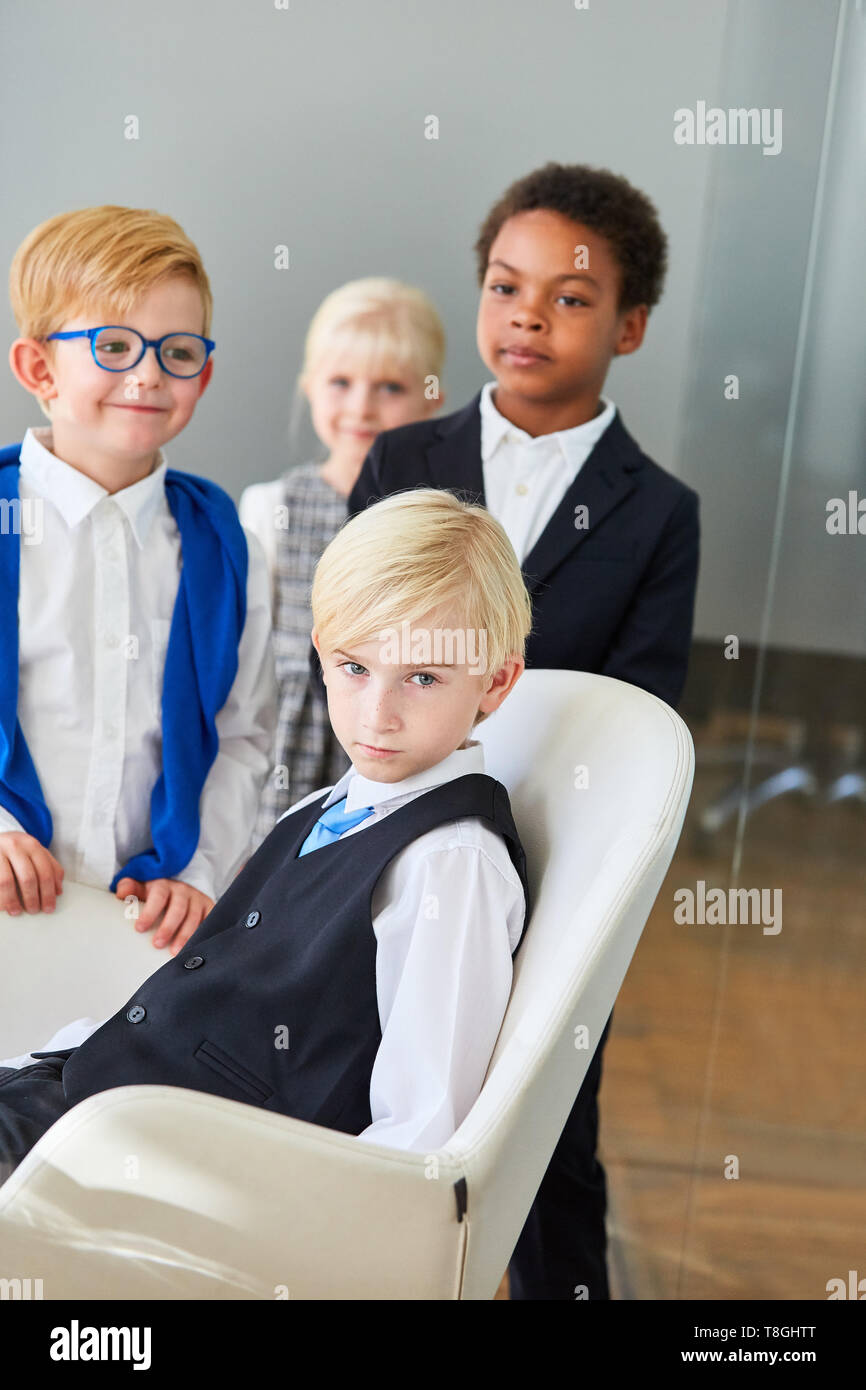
[126, 1005, 146, 1024]
[245, 911, 261, 928]
[184, 955, 205, 969]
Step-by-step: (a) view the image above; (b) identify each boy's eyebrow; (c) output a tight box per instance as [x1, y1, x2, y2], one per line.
[332, 648, 456, 669]
[488, 258, 601, 289]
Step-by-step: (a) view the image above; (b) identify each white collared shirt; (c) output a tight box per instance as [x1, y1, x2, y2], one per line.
[238, 476, 285, 599]
[479, 380, 616, 564]
[283, 739, 526, 1151]
[0, 426, 277, 901]
[7, 740, 526, 1154]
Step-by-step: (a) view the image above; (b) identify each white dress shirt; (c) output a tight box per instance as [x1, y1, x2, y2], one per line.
[0, 427, 277, 902]
[238, 477, 284, 601]
[282, 739, 526, 1151]
[479, 380, 616, 564]
[6, 740, 526, 1155]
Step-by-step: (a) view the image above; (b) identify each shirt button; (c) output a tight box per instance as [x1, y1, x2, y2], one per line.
[245, 911, 261, 928]
[515, 482, 529, 496]
[105, 634, 120, 649]
[104, 722, 119, 740]
[126, 1005, 146, 1024]
[183, 955, 204, 969]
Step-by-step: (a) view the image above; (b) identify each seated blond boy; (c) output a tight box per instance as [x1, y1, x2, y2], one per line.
[0, 489, 532, 1177]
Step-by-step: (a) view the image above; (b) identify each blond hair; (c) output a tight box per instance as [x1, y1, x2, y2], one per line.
[9, 205, 212, 419]
[299, 277, 445, 390]
[312, 488, 533, 724]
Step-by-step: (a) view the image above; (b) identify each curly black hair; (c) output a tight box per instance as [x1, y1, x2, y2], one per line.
[474, 162, 668, 311]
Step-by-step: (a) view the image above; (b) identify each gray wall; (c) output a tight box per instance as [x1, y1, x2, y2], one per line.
[0, 1, 726, 494]
[676, 0, 864, 654]
[2, 0, 860, 652]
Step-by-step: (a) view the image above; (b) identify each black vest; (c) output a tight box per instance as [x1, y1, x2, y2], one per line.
[61, 774, 530, 1137]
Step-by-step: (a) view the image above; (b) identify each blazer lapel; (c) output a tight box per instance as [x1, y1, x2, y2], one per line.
[422, 393, 645, 595]
[520, 412, 644, 591]
[426, 391, 486, 503]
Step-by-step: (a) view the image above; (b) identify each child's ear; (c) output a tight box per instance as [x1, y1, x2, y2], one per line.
[196, 357, 215, 396]
[9, 338, 57, 406]
[478, 655, 524, 717]
[613, 304, 648, 358]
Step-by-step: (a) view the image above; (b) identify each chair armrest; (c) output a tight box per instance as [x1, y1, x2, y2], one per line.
[0, 880, 157, 1060]
[0, 1085, 468, 1300]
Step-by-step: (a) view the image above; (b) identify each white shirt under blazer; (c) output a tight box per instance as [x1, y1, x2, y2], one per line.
[479, 379, 616, 564]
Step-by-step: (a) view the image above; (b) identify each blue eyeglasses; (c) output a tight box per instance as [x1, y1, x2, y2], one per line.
[46, 326, 216, 379]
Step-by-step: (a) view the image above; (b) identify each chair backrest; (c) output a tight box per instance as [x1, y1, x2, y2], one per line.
[456, 668, 694, 1296]
[0, 669, 693, 1302]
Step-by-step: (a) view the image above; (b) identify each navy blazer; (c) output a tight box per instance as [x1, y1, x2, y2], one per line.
[314, 391, 700, 710]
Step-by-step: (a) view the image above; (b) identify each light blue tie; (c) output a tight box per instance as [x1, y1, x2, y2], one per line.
[298, 796, 375, 857]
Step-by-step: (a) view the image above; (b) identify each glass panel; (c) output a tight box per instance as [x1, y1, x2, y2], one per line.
[605, 0, 865, 1301]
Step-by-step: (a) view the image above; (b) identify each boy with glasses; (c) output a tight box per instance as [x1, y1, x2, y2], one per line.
[0, 205, 276, 957]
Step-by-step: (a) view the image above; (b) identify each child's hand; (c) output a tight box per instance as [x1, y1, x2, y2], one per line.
[115, 876, 215, 955]
[0, 831, 64, 915]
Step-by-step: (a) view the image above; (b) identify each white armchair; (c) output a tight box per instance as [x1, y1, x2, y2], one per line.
[0, 881, 160, 1064]
[0, 669, 694, 1299]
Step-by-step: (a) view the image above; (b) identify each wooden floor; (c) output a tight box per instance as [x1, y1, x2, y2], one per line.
[496, 726, 866, 1300]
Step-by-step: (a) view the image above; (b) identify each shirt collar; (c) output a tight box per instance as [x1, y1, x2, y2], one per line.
[325, 739, 487, 814]
[19, 426, 169, 548]
[479, 379, 616, 472]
